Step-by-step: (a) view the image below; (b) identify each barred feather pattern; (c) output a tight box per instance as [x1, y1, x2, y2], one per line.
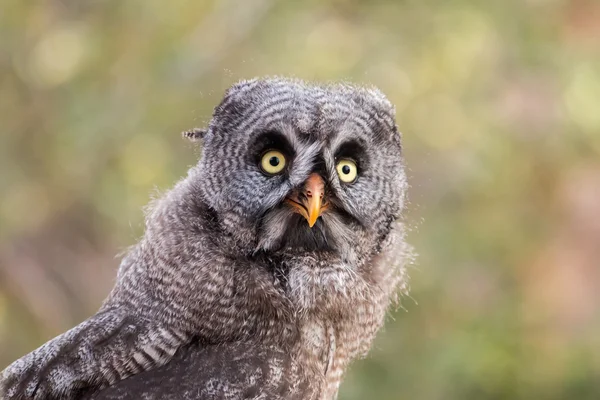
[0, 77, 410, 400]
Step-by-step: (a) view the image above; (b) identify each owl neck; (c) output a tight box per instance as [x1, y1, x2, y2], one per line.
[288, 231, 407, 399]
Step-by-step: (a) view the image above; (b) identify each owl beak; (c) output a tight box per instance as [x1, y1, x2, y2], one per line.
[285, 173, 327, 228]
[304, 173, 325, 228]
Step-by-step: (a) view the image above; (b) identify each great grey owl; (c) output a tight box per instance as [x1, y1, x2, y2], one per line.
[0, 77, 410, 400]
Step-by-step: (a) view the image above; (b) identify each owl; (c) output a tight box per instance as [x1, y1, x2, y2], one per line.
[0, 77, 410, 400]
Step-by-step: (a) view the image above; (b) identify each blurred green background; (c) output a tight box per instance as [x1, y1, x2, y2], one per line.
[1, 0, 599, 399]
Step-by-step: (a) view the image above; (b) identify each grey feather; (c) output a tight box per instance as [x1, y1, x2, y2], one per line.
[0, 77, 410, 400]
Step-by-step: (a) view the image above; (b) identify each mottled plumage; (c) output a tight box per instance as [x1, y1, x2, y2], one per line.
[0, 77, 410, 400]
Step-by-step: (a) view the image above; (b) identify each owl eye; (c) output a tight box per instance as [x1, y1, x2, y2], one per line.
[336, 159, 358, 183]
[260, 150, 286, 175]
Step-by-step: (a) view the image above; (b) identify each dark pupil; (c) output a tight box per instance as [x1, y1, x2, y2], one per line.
[342, 165, 351, 175]
[269, 156, 280, 167]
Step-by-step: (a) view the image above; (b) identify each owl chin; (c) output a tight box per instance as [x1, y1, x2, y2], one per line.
[255, 202, 359, 263]
[280, 213, 333, 251]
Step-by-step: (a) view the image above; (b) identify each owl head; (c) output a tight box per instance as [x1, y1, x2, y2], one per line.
[189, 78, 406, 262]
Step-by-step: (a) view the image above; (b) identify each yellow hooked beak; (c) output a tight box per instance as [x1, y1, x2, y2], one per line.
[285, 173, 327, 228]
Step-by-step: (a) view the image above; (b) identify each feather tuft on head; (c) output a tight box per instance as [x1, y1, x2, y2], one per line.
[182, 128, 207, 141]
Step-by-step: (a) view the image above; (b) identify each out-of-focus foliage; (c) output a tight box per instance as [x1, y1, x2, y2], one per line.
[1, 0, 599, 398]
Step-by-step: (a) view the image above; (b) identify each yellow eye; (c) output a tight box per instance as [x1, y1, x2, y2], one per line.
[260, 150, 286, 175]
[336, 159, 358, 183]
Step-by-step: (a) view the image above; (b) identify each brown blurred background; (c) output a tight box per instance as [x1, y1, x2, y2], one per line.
[1, 0, 599, 399]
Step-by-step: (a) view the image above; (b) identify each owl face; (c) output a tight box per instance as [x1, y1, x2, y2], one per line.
[197, 78, 406, 260]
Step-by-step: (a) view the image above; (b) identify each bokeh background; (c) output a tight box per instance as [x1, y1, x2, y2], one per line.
[1, 0, 599, 398]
